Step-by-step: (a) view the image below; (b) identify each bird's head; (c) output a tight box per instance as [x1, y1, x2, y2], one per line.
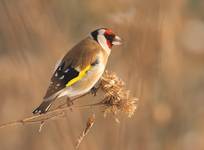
[90, 28, 122, 52]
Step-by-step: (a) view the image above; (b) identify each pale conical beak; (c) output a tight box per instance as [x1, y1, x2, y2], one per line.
[112, 36, 122, 46]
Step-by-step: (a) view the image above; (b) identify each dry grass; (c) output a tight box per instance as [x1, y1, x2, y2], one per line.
[0, 0, 204, 150]
[76, 114, 95, 149]
[0, 71, 138, 149]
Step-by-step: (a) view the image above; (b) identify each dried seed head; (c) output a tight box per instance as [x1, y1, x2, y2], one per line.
[100, 71, 138, 118]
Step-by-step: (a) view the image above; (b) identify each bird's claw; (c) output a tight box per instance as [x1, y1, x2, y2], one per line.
[90, 86, 98, 96]
[66, 98, 74, 111]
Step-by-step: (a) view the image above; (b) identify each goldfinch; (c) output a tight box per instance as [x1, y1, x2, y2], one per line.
[33, 28, 122, 114]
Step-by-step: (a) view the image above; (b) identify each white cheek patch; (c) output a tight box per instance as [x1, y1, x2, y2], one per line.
[98, 29, 105, 35]
[97, 35, 111, 55]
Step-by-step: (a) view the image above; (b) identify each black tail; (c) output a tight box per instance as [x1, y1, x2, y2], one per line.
[33, 101, 52, 114]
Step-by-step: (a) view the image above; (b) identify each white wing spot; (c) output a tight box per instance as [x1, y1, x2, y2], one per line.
[64, 68, 69, 73]
[56, 83, 61, 87]
[58, 66, 62, 71]
[55, 72, 58, 77]
[59, 75, 64, 79]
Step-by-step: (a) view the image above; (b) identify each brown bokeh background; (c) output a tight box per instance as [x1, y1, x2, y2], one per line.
[0, 0, 204, 150]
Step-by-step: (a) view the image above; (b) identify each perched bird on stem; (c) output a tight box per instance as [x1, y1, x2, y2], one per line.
[33, 28, 122, 114]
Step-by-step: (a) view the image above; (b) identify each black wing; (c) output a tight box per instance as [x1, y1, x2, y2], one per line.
[43, 62, 79, 99]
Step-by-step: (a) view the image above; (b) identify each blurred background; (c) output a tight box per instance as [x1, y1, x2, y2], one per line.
[0, 0, 204, 150]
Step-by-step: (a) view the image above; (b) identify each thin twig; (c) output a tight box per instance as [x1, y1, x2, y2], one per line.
[0, 71, 138, 130]
[38, 121, 45, 132]
[0, 92, 93, 129]
[75, 114, 95, 149]
[0, 103, 90, 129]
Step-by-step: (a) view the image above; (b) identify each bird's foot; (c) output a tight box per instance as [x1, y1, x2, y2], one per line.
[66, 98, 74, 111]
[90, 86, 99, 96]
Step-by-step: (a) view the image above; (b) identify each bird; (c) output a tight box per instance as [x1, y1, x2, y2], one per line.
[33, 28, 122, 114]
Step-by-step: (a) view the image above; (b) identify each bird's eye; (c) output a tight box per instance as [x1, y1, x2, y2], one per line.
[104, 33, 115, 41]
[104, 29, 115, 39]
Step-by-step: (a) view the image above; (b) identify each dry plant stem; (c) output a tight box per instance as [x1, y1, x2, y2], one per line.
[76, 114, 95, 149]
[0, 101, 96, 130]
[38, 121, 45, 132]
[0, 92, 92, 129]
[0, 111, 65, 129]
[57, 92, 91, 109]
[0, 104, 94, 129]
[0, 71, 138, 129]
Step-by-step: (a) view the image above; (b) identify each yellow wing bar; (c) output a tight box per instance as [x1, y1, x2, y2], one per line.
[66, 65, 91, 87]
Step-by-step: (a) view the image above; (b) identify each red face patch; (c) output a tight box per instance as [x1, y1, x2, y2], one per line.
[105, 29, 113, 35]
[104, 29, 115, 48]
